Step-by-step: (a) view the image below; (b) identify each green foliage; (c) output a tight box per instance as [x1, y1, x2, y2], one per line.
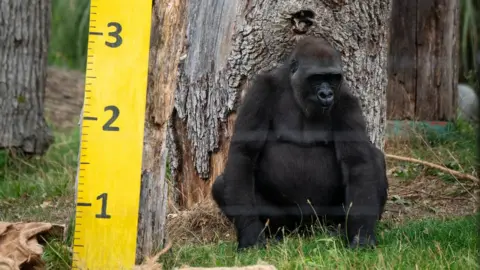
[49, 0, 90, 70]
[460, 0, 480, 86]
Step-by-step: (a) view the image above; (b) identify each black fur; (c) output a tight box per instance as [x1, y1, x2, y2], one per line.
[212, 36, 389, 251]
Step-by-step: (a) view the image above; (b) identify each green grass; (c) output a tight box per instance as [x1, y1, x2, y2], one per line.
[160, 215, 479, 269]
[0, 128, 79, 222]
[386, 118, 478, 183]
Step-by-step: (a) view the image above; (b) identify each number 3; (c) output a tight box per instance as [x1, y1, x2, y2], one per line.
[105, 22, 122, 48]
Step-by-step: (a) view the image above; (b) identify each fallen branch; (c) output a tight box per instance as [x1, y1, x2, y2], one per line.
[385, 154, 479, 183]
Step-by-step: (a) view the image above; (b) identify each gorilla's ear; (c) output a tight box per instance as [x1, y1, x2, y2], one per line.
[290, 58, 298, 74]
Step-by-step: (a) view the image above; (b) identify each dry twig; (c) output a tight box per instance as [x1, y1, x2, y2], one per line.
[386, 154, 479, 183]
[133, 241, 172, 270]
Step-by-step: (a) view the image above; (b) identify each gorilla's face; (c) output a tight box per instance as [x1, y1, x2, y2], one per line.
[288, 37, 344, 117]
[305, 73, 342, 108]
[290, 56, 343, 116]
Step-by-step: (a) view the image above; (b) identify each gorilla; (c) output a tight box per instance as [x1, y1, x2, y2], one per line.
[212, 36, 389, 251]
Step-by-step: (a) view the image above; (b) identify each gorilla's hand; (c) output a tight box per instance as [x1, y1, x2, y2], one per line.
[237, 219, 266, 251]
[349, 233, 377, 249]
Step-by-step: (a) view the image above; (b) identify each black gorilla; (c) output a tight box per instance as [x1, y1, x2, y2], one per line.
[212, 36, 388, 251]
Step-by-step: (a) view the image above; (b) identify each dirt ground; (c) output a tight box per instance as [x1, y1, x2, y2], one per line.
[44, 66, 478, 246]
[45, 66, 85, 130]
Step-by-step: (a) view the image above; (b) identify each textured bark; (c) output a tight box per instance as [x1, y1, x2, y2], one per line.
[0, 0, 54, 155]
[168, 0, 393, 208]
[387, 0, 459, 121]
[135, 0, 187, 263]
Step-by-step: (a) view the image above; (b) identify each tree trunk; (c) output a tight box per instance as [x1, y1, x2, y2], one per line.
[167, 0, 393, 208]
[0, 0, 54, 155]
[387, 0, 459, 121]
[135, 0, 187, 264]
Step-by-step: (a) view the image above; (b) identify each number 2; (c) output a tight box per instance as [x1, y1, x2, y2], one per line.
[103, 105, 120, 131]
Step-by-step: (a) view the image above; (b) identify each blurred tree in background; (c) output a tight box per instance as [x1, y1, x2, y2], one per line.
[0, 0, 54, 155]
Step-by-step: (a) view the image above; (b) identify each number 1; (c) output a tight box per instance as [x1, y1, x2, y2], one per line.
[96, 193, 111, 219]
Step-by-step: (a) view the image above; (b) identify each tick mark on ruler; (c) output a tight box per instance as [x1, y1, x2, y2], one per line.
[77, 202, 91, 207]
[80, 162, 90, 164]
[89, 31, 103, 36]
[83, 116, 97, 121]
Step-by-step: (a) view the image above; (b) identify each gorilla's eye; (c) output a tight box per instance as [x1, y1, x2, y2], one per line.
[307, 73, 342, 88]
[290, 59, 298, 74]
[328, 73, 342, 86]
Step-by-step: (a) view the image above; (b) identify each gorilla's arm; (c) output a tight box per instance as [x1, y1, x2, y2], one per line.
[221, 73, 274, 249]
[332, 91, 388, 247]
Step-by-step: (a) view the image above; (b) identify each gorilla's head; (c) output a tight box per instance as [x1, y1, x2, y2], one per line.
[288, 36, 344, 117]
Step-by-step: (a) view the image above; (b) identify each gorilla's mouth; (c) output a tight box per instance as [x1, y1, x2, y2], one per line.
[319, 98, 334, 108]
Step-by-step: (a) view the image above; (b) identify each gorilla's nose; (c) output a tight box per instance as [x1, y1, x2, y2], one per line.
[317, 88, 334, 107]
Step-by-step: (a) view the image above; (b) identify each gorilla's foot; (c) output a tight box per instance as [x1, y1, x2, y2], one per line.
[348, 234, 376, 249]
[236, 219, 267, 251]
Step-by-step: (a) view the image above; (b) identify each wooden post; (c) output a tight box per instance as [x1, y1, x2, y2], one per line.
[387, 0, 460, 121]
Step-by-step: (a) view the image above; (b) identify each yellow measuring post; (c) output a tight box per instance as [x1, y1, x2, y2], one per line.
[72, 0, 152, 269]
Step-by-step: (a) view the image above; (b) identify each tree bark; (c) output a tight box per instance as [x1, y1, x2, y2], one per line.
[167, 0, 393, 208]
[0, 0, 54, 155]
[135, 0, 187, 264]
[387, 0, 459, 121]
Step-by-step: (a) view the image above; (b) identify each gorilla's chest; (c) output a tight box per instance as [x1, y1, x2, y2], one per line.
[270, 100, 334, 146]
[254, 106, 342, 200]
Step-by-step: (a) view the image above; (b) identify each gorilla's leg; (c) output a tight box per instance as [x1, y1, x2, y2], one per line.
[212, 174, 266, 250]
[212, 174, 293, 249]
